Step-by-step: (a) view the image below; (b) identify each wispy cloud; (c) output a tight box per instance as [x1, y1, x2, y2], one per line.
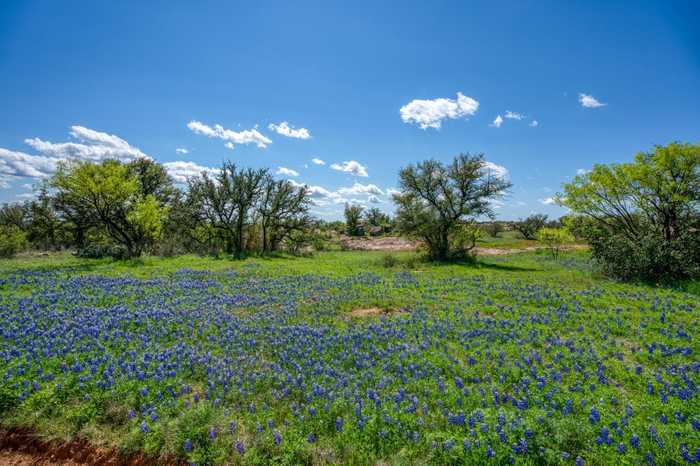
[400, 92, 479, 129]
[578, 93, 606, 108]
[276, 166, 299, 177]
[268, 121, 311, 139]
[175, 147, 189, 155]
[330, 160, 368, 177]
[504, 111, 524, 120]
[311, 158, 325, 165]
[576, 168, 591, 175]
[187, 120, 272, 149]
[539, 197, 556, 205]
[490, 115, 504, 128]
[529, 120, 539, 127]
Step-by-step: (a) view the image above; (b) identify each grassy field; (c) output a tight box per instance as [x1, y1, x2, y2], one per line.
[0, 250, 698, 465]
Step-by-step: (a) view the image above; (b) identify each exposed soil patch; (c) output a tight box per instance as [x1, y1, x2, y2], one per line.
[339, 235, 587, 255]
[340, 235, 418, 251]
[349, 307, 404, 318]
[0, 428, 172, 466]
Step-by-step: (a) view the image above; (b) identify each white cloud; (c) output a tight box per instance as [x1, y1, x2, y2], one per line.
[483, 161, 508, 179]
[311, 158, 326, 165]
[490, 115, 504, 128]
[368, 195, 380, 204]
[187, 120, 272, 149]
[268, 122, 311, 140]
[163, 161, 217, 183]
[386, 187, 401, 197]
[0, 174, 12, 188]
[0, 126, 151, 182]
[276, 166, 299, 177]
[0, 148, 62, 178]
[576, 168, 591, 175]
[400, 92, 479, 129]
[25, 125, 148, 163]
[176, 147, 189, 155]
[578, 93, 607, 108]
[504, 111, 524, 120]
[337, 182, 384, 196]
[529, 120, 539, 127]
[539, 197, 556, 205]
[330, 160, 368, 177]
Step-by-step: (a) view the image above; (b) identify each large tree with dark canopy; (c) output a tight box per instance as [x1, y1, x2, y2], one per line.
[393, 153, 511, 260]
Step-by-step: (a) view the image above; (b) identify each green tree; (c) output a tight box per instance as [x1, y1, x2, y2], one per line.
[344, 204, 364, 236]
[537, 227, 574, 260]
[393, 153, 511, 260]
[259, 177, 312, 253]
[558, 142, 700, 281]
[188, 162, 267, 258]
[514, 214, 548, 240]
[0, 225, 28, 258]
[50, 160, 169, 258]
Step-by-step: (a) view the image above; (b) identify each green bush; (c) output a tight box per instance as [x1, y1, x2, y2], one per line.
[537, 227, 574, 260]
[0, 225, 28, 258]
[588, 226, 700, 282]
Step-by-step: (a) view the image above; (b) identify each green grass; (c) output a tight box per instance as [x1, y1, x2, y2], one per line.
[0, 250, 698, 465]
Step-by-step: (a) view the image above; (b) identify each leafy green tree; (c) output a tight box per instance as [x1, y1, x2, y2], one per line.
[514, 214, 548, 240]
[537, 227, 574, 260]
[344, 204, 364, 236]
[393, 153, 511, 260]
[0, 203, 28, 229]
[0, 225, 28, 258]
[50, 160, 169, 258]
[558, 142, 700, 281]
[259, 177, 312, 253]
[188, 162, 267, 258]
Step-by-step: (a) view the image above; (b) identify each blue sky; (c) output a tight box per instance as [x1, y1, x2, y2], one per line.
[1, 0, 698, 220]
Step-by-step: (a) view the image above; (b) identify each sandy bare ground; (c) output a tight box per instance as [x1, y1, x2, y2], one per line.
[339, 235, 586, 255]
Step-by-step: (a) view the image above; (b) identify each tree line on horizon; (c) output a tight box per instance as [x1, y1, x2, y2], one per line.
[1, 142, 698, 282]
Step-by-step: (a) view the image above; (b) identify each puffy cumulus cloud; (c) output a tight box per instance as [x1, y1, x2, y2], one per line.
[337, 182, 383, 196]
[163, 161, 217, 183]
[275, 166, 299, 177]
[268, 121, 311, 139]
[311, 158, 325, 165]
[187, 120, 272, 149]
[368, 195, 380, 204]
[504, 111, 524, 120]
[0, 148, 62, 178]
[578, 93, 606, 108]
[483, 161, 508, 179]
[400, 92, 479, 129]
[529, 120, 539, 127]
[175, 147, 189, 155]
[539, 197, 556, 205]
[24, 125, 148, 162]
[386, 187, 401, 197]
[330, 160, 368, 177]
[490, 115, 504, 128]
[1, 126, 150, 182]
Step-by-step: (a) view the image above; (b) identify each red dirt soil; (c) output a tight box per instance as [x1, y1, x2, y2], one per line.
[0, 428, 176, 466]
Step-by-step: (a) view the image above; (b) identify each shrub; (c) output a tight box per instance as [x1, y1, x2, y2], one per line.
[0, 225, 28, 258]
[380, 253, 398, 268]
[514, 214, 548, 240]
[537, 227, 574, 260]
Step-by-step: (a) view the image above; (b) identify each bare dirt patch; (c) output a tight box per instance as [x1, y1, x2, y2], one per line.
[0, 428, 169, 466]
[349, 307, 404, 318]
[340, 235, 418, 252]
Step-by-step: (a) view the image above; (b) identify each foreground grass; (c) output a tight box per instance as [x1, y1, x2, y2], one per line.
[0, 251, 698, 465]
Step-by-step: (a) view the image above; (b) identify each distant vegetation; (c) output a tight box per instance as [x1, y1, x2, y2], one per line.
[1, 142, 698, 283]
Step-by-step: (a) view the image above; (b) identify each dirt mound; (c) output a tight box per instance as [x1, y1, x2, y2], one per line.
[0, 428, 171, 466]
[349, 307, 403, 317]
